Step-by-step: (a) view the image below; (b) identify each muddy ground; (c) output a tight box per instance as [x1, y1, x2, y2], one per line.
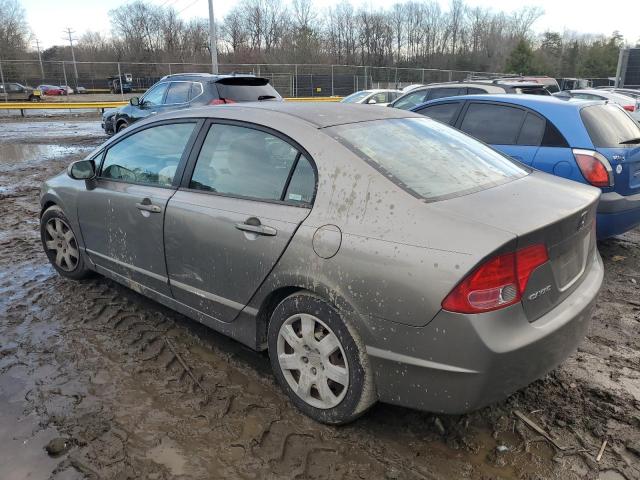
[0, 117, 639, 480]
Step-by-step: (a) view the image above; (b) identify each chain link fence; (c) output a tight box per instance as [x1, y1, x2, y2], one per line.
[0, 60, 509, 98]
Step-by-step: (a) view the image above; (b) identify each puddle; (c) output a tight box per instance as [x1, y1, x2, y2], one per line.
[0, 144, 92, 173]
[0, 120, 105, 141]
[0, 373, 62, 480]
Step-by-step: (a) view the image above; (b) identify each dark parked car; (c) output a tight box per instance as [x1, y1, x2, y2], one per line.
[390, 80, 549, 110]
[0, 82, 41, 101]
[411, 94, 640, 238]
[42, 103, 602, 424]
[102, 73, 282, 134]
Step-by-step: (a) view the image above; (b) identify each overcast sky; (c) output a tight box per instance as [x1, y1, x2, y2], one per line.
[21, 0, 639, 51]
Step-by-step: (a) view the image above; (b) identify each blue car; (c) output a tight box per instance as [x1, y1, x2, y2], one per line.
[410, 94, 640, 239]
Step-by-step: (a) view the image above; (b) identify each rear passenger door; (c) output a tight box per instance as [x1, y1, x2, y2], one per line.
[164, 121, 316, 322]
[457, 102, 540, 165]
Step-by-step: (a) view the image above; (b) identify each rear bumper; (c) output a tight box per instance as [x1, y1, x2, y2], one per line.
[596, 191, 640, 238]
[363, 251, 603, 414]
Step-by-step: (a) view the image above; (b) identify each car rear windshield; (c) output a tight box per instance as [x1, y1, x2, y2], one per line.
[581, 104, 640, 148]
[215, 78, 281, 102]
[330, 117, 528, 201]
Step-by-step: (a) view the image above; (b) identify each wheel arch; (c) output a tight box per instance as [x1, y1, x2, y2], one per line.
[251, 277, 363, 351]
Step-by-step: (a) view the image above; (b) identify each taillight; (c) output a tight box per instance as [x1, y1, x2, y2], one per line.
[442, 244, 549, 314]
[623, 105, 635, 112]
[573, 149, 613, 188]
[209, 98, 237, 105]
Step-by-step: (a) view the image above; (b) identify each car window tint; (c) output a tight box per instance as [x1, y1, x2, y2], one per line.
[466, 87, 487, 95]
[190, 124, 299, 201]
[541, 121, 569, 147]
[427, 88, 461, 100]
[165, 82, 191, 104]
[461, 103, 525, 145]
[415, 102, 460, 124]
[394, 91, 427, 110]
[517, 113, 545, 146]
[101, 123, 195, 186]
[332, 118, 527, 201]
[142, 83, 168, 106]
[285, 156, 315, 204]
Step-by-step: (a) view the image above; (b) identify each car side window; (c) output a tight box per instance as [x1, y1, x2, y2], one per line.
[394, 91, 427, 109]
[415, 102, 460, 125]
[189, 82, 203, 100]
[460, 103, 526, 145]
[541, 121, 569, 148]
[189, 124, 301, 201]
[142, 83, 169, 106]
[165, 82, 191, 104]
[285, 156, 315, 204]
[517, 113, 545, 146]
[427, 88, 461, 100]
[466, 87, 487, 95]
[370, 92, 387, 104]
[100, 123, 196, 186]
[387, 92, 399, 102]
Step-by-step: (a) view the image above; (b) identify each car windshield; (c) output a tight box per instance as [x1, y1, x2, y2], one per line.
[330, 117, 528, 201]
[581, 104, 640, 147]
[342, 91, 371, 103]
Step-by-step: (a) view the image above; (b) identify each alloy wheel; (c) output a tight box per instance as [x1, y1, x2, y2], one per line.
[44, 217, 79, 272]
[277, 313, 349, 409]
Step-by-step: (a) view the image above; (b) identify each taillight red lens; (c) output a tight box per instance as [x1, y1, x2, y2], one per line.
[623, 105, 635, 112]
[573, 149, 613, 188]
[209, 98, 237, 105]
[442, 244, 549, 314]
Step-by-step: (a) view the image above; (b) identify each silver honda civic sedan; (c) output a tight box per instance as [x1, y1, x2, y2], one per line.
[40, 103, 603, 424]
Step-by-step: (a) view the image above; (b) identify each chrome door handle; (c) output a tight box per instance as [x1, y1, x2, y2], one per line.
[136, 202, 162, 213]
[235, 222, 277, 236]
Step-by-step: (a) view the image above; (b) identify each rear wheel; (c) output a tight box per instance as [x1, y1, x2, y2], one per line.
[116, 120, 128, 133]
[29, 95, 40, 102]
[40, 206, 91, 280]
[268, 292, 376, 424]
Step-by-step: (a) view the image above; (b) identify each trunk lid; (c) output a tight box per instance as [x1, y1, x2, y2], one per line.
[430, 172, 600, 321]
[597, 145, 640, 195]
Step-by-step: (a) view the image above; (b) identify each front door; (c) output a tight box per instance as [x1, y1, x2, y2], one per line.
[77, 121, 199, 295]
[164, 122, 317, 322]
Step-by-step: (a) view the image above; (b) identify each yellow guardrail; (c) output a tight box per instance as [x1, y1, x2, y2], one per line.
[0, 96, 342, 110]
[0, 96, 344, 115]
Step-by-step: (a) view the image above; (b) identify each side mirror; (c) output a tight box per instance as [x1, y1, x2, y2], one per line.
[67, 159, 96, 180]
[129, 96, 140, 106]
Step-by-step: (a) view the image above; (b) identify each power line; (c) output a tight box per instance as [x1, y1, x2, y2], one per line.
[62, 28, 79, 86]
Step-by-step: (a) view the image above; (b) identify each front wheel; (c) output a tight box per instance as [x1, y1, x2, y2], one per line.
[268, 292, 376, 424]
[40, 206, 92, 280]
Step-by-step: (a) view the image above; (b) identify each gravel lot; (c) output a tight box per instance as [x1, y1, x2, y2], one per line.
[0, 118, 639, 480]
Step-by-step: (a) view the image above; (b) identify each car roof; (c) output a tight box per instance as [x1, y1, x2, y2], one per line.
[414, 94, 602, 146]
[148, 102, 419, 129]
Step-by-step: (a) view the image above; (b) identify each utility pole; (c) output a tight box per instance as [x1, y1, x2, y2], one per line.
[34, 38, 44, 81]
[207, 0, 218, 74]
[63, 28, 79, 86]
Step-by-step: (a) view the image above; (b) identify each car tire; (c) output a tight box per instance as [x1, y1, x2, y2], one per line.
[268, 292, 376, 425]
[29, 95, 40, 102]
[116, 121, 128, 133]
[40, 205, 92, 280]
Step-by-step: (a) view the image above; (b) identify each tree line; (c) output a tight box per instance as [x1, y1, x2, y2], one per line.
[0, 0, 634, 78]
